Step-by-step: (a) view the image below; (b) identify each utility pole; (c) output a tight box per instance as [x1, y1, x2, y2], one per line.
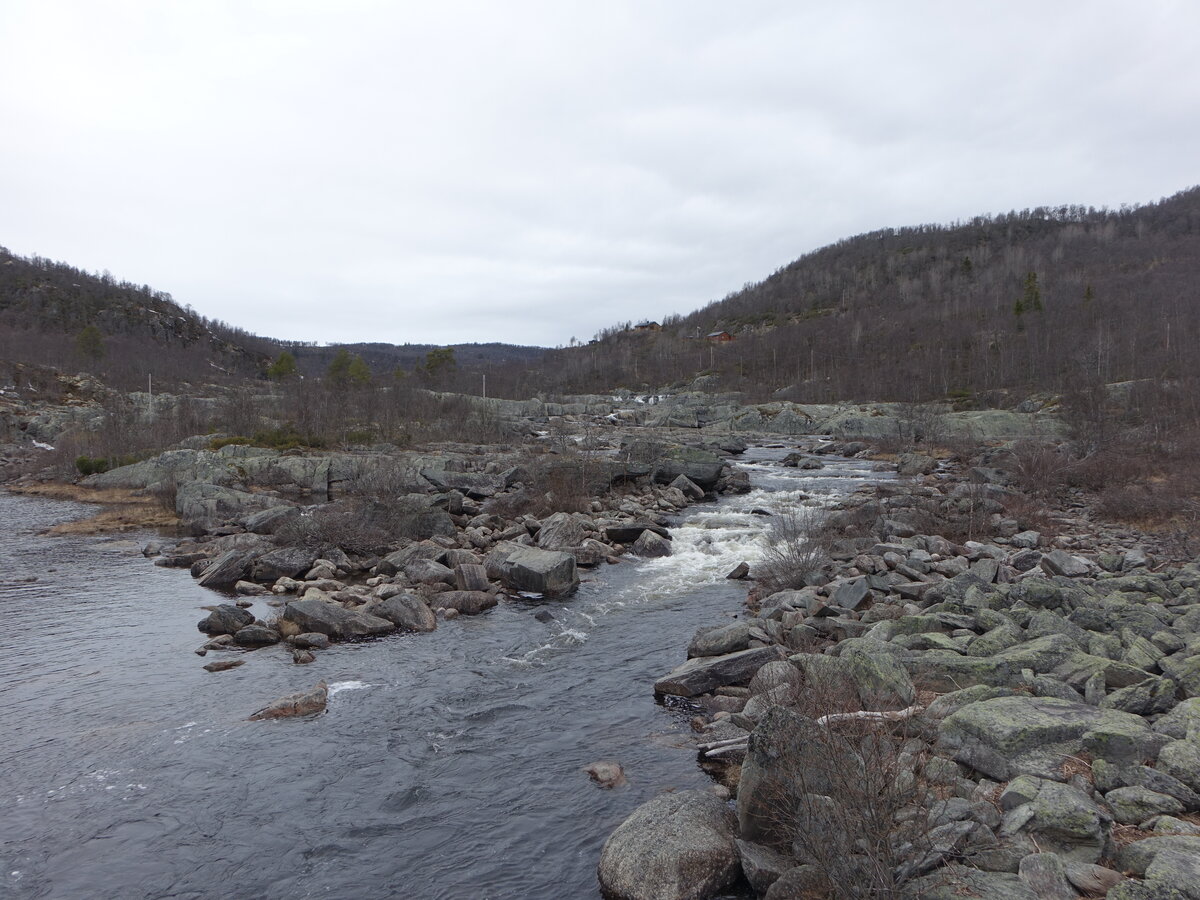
[482, 373, 487, 400]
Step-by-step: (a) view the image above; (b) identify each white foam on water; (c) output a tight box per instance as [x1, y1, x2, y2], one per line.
[328, 680, 370, 697]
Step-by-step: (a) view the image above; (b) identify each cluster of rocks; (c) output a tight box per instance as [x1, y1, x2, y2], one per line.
[600, 459, 1200, 899]
[139, 437, 755, 675]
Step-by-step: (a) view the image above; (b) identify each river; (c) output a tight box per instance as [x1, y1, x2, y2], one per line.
[0, 446, 884, 900]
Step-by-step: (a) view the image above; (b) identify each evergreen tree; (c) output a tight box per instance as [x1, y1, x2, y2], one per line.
[1022, 271, 1044, 312]
[267, 349, 298, 380]
[345, 354, 371, 386]
[75, 324, 105, 362]
[326, 348, 354, 386]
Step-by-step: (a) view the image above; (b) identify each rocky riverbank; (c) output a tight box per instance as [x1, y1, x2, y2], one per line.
[600, 442, 1200, 900]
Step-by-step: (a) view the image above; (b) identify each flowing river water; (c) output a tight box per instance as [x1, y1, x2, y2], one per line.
[0, 446, 886, 900]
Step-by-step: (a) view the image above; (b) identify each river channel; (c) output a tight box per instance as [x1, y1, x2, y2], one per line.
[0, 446, 885, 900]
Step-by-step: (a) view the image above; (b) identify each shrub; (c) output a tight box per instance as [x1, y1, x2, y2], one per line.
[747, 671, 936, 899]
[756, 506, 831, 594]
[484, 454, 595, 519]
[75, 455, 110, 476]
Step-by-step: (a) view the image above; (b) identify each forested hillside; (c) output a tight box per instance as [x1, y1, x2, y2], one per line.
[0, 246, 276, 387]
[525, 187, 1200, 407]
[0, 248, 545, 392]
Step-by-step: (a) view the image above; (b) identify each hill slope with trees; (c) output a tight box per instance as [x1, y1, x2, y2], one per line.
[527, 186, 1200, 409]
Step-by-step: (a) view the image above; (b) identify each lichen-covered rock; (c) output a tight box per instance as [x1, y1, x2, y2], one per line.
[1158, 739, 1200, 793]
[940, 695, 1152, 781]
[843, 645, 915, 710]
[1002, 779, 1109, 862]
[1106, 786, 1185, 824]
[597, 790, 740, 900]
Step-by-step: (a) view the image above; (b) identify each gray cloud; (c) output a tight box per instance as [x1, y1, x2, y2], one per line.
[2, 1, 1197, 347]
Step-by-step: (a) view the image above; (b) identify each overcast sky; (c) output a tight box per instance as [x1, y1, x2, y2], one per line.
[2, 1, 1197, 348]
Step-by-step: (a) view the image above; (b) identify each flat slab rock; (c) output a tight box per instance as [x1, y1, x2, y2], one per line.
[654, 645, 785, 698]
[940, 695, 1157, 781]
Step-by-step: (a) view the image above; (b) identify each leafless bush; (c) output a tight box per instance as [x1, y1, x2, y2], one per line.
[756, 506, 831, 593]
[1003, 440, 1079, 495]
[749, 673, 935, 899]
[274, 494, 433, 556]
[484, 454, 594, 518]
[147, 476, 178, 513]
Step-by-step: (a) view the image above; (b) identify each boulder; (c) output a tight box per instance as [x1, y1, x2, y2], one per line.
[583, 760, 627, 789]
[1004, 779, 1110, 862]
[649, 447, 726, 489]
[940, 695, 1155, 781]
[232, 624, 281, 646]
[536, 511, 588, 550]
[290, 632, 331, 650]
[362, 594, 436, 632]
[251, 547, 319, 582]
[176, 481, 287, 528]
[430, 591, 498, 616]
[605, 522, 669, 544]
[197, 604, 255, 635]
[897, 453, 938, 476]
[1158, 739, 1200, 793]
[670, 474, 706, 501]
[203, 658, 245, 672]
[1105, 786, 1185, 824]
[597, 790, 740, 900]
[197, 550, 255, 589]
[1040, 550, 1092, 578]
[500, 546, 580, 597]
[632, 530, 673, 558]
[248, 681, 328, 720]
[454, 563, 491, 592]
[243, 505, 300, 535]
[688, 622, 754, 658]
[654, 646, 785, 698]
[280, 598, 395, 640]
[405, 558, 456, 586]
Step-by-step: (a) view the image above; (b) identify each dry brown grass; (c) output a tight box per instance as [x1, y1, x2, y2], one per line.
[9, 483, 179, 534]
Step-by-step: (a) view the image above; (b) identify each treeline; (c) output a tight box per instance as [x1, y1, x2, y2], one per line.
[501, 187, 1200, 407]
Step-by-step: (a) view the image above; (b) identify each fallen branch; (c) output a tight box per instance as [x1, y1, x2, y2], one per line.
[816, 705, 924, 727]
[704, 743, 750, 759]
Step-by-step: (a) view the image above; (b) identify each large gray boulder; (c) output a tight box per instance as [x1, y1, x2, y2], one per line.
[688, 622, 754, 658]
[198, 550, 255, 588]
[243, 505, 301, 535]
[535, 511, 588, 550]
[597, 790, 740, 900]
[197, 604, 254, 635]
[176, 481, 288, 528]
[499, 546, 579, 597]
[362, 594, 436, 632]
[654, 646, 785, 698]
[632, 530, 673, 558]
[252, 547, 319, 582]
[940, 695, 1156, 781]
[281, 599, 395, 640]
[429, 591, 498, 616]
